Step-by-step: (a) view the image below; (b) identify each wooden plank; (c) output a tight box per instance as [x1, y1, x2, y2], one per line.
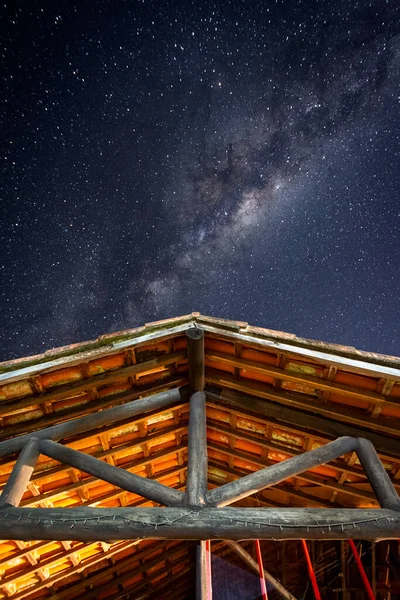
[186, 328, 205, 392]
[0, 321, 194, 385]
[206, 370, 400, 437]
[0, 351, 186, 417]
[186, 392, 208, 507]
[0, 387, 184, 457]
[196, 541, 208, 600]
[39, 439, 184, 507]
[0, 506, 399, 541]
[207, 390, 400, 459]
[206, 436, 358, 507]
[0, 439, 40, 507]
[199, 323, 400, 379]
[206, 350, 400, 410]
[226, 540, 298, 600]
[0, 376, 186, 440]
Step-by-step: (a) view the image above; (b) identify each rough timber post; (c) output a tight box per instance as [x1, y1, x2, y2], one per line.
[186, 328, 207, 507]
[0, 438, 40, 508]
[186, 327, 208, 597]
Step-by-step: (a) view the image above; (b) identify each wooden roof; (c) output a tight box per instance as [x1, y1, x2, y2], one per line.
[0, 313, 399, 599]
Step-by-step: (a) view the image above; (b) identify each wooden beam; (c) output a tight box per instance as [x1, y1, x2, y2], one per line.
[0, 507, 399, 541]
[226, 541, 298, 600]
[356, 439, 400, 511]
[205, 351, 400, 412]
[198, 322, 400, 379]
[207, 390, 400, 459]
[186, 328, 205, 392]
[206, 371, 400, 437]
[196, 541, 208, 600]
[0, 351, 186, 417]
[0, 376, 186, 440]
[186, 392, 208, 507]
[0, 387, 184, 457]
[207, 439, 379, 505]
[0, 439, 40, 507]
[39, 439, 184, 507]
[206, 436, 358, 507]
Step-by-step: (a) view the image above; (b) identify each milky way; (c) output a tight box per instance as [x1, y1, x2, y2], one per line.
[1, 1, 400, 359]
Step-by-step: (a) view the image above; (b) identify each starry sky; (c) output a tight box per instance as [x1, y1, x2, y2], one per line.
[1, 1, 400, 361]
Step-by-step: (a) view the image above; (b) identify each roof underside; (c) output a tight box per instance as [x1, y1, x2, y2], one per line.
[0, 314, 399, 599]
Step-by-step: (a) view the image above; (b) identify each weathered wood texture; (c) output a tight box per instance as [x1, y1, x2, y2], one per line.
[0, 507, 399, 541]
[206, 436, 358, 507]
[196, 541, 208, 600]
[207, 390, 400, 458]
[186, 391, 208, 507]
[39, 439, 184, 507]
[226, 541, 298, 600]
[0, 439, 40, 507]
[356, 438, 400, 511]
[186, 328, 205, 392]
[0, 387, 184, 457]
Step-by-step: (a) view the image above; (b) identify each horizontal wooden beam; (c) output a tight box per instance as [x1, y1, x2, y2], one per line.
[206, 370, 400, 437]
[199, 322, 400, 379]
[0, 387, 185, 457]
[0, 507, 399, 540]
[207, 389, 400, 459]
[39, 439, 184, 507]
[205, 350, 399, 411]
[0, 376, 186, 440]
[206, 436, 358, 507]
[0, 351, 187, 417]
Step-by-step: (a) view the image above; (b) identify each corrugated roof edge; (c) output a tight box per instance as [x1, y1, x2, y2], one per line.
[0, 313, 399, 376]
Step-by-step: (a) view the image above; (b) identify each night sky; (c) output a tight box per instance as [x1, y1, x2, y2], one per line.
[1, 1, 400, 361]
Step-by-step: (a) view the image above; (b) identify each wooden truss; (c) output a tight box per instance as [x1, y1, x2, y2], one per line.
[0, 328, 399, 543]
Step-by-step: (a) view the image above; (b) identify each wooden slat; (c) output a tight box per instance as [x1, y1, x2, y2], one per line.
[207, 389, 400, 458]
[206, 350, 400, 410]
[0, 387, 184, 457]
[0, 351, 187, 417]
[206, 370, 400, 437]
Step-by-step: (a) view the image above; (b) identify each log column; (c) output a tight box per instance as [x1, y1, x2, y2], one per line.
[0, 438, 40, 507]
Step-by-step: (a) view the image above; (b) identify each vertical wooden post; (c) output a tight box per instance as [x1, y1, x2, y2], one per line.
[301, 540, 321, 600]
[348, 540, 375, 600]
[196, 541, 208, 600]
[0, 438, 40, 507]
[186, 391, 208, 506]
[255, 540, 268, 600]
[186, 327, 205, 393]
[186, 328, 207, 507]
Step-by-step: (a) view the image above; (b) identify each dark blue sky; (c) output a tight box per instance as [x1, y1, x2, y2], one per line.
[1, 0, 399, 360]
